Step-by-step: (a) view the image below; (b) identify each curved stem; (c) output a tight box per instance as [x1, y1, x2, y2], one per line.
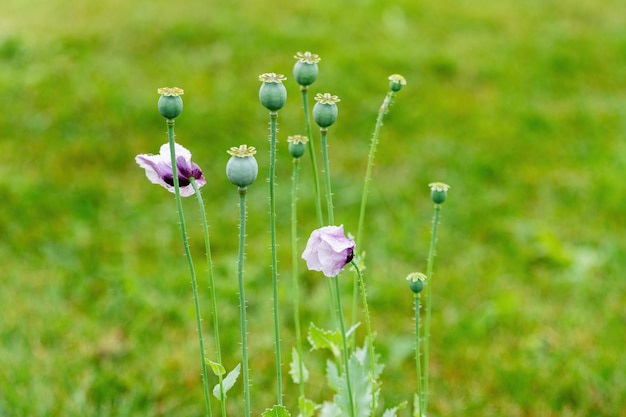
[300, 87, 324, 227]
[423, 204, 441, 415]
[268, 111, 283, 405]
[333, 277, 356, 417]
[291, 157, 306, 401]
[166, 120, 212, 417]
[355, 90, 396, 247]
[191, 179, 226, 417]
[237, 187, 251, 417]
[351, 260, 376, 413]
[352, 90, 396, 331]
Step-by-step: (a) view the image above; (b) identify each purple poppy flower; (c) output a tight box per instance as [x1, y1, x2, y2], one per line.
[302, 225, 355, 278]
[135, 143, 206, 197]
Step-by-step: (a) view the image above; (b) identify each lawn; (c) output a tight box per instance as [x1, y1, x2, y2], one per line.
[1, 0, 625, 416]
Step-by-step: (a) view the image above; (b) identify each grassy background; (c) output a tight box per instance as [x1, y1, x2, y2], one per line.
[1, 0, 626, 415]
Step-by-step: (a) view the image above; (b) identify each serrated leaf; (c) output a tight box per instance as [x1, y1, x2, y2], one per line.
[298, 396, 317, 417]
[289, 347, 309, 384]
[262, 404, 291, 417]
[345, 322, 361, 340]
[308, 323, 342, 357]
[382, 401, 407, 417]
[212, 363, 240, 399]
[325, 360, 340, 390]
[319, 401, 341, 417]
[205, 359, 226, 376]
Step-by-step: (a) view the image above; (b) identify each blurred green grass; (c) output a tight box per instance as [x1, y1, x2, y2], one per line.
[1, 0, 626, 415]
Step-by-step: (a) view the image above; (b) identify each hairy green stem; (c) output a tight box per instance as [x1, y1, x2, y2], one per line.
[333, 277, 356, 417]
[319, 127, 339, 328]
[351, 260, 376, 414]
[300, 88, 336, 327]
[237, 187, 251, 417]
[352, 90, 397, 331]
[423, 204, 441, 415]
[291, 157, 306, 401]
[300, 87, 324, 227]
[191, 179, 226, 417]
[414, 293, 424, 417]
[320, 128, 334, 226]
[166, 120, 212, 417]
[268, 111, 283, 405]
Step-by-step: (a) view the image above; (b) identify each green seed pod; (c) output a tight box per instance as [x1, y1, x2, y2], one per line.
[313, 102, 338, 128]
[226, 145, 258, 188]
[259, 73, 287, 112]
[293, 52, 321, 86]
[429, 182, 450, 204]
[406, 272, 427, 294]
[409, 279, 425, 294]
[312, 93, 340, 128]
[287, 135, 308, 159]
[293, 61, 319, 86]
[388, 74, 407, 92]
[157, 87, 184, 119]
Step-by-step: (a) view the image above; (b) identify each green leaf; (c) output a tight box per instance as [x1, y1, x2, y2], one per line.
[261, 404, 291, 417]
[325, 360, 340, 391]
[298, 396, 317, 417]
[382, 401, 407, 417]
[212, 363, 240, 399]
[289, 347, 309, 384]
[205, 359, 226, 376]
[308, 322, 342, 357]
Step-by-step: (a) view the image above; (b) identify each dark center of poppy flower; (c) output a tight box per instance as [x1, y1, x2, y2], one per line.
[163, 173, 191, 187]
[346, 248, 354, 264]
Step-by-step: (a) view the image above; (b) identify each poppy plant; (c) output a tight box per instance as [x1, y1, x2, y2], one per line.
[135, 143, 205, 197]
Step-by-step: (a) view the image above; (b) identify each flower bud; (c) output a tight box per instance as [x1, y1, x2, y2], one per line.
[312, 93, 340, 128]
[287, 135, 308, 159]
[259, 73, 287, 111]
[293, 51, 321, 86]
[226, 145, 258, 188]
[406, 272, 427, 294]
[428, 182, 450, 204]
[388, 74, 407, 92]
[157, 87, 184, 119]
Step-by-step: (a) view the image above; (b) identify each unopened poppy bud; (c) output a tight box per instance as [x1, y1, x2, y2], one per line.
[293, 51, 321, 86]
[313, 93, 340, 128]
[288, 135, 308, 158]
[259, 73, 287, 111]
[406, 272, 427, 294]
[226, 145, 258, 188]
[429, 182, 450, 204]
[157, 87, 184, 119]
[388, 74, 407, 92]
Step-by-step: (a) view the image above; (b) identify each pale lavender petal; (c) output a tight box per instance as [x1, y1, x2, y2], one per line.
[136, 142, 205, 197]
[301, 225, 355, 278]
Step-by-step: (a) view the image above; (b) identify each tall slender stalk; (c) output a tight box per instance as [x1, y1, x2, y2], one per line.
[236, 187, 251, 417]
[422, 203, 442, 415]
[300, 86, 324, 227]
[352, 88, 398, 332]
[333, 277, 356, 417]
[291, 155, 306, 401]
[166, 120, 212, 417]
[350, 260, 376, 414]
[355, 89, 397, 248]
[415, 292, 423, 417]
[320, 128, 334, 226]
[268, 111, 283, 405]
[191, 179, 226, 417]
